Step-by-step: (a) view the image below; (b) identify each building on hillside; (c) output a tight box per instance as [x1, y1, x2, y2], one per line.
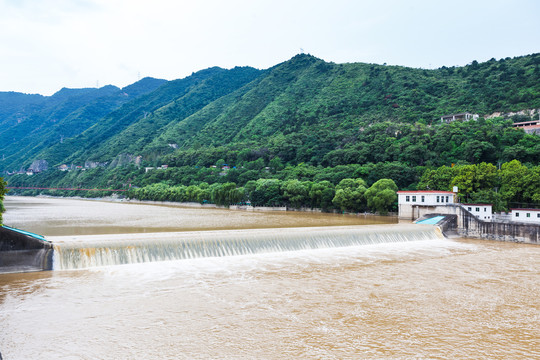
[510, 208, 540, 224]
[396, 190, 456, 220]
[462, 204, 493, 221]
[440, 112, 479, 123]
[512, 120, 540, 135]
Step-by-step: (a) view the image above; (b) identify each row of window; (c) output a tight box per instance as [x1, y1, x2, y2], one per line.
[514, 212, 540, 218]
[467, 207, 488, 212]
[404, 195, 450, 203]
[405, 195, 424, 202]
[436, 196, 450, 203]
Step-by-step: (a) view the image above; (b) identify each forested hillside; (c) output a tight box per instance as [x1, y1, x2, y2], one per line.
[3, 53, 540, 212]
[0, 77, 167, 171]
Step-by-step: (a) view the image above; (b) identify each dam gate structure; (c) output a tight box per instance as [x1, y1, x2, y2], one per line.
[413, 204, 539, 244]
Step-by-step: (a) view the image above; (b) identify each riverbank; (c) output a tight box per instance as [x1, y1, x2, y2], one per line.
[6, 194, 392, 217]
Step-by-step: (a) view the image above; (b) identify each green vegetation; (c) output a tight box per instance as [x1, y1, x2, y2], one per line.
[0, 177, 7, 225]
[0, 78, 167, 172]
[418, 160, 540, 211]
[3, 53, 540, 213]
[7, 158, 539, 214]
[364, 179, 398, 215]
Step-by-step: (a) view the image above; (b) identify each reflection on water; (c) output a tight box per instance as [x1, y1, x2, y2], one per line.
[1, 197, 539, 359]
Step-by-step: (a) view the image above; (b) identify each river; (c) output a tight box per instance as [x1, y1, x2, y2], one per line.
[1, 196, 538, 359]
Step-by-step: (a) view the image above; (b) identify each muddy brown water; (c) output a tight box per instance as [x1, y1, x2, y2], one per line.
[1, 196, 538, 359]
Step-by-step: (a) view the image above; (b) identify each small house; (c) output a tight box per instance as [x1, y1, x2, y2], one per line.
[440, 112, 479, 123]
[512, 120, 540, 135]
[462, 204, 493, 221]
[510, 209, 540, 224]
[397, 190, 456, 219]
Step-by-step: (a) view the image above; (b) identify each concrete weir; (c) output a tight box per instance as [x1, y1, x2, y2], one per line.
[0, 226, 53, 273]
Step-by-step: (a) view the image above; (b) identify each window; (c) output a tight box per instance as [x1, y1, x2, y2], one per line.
[516, 212, 519, 217]
[537, 214, 540, 218]
[412, 196, 416, 202]
[406, 196, 410, 202]
[484, 208, 487, 212]
[468, 207, 472, 211]
[437, 196, 440, 203]
[476, 207, 480, 212]
[526, 213, 531, 218]
[446, 196, 449, 203]
[421, 196, 425, 203]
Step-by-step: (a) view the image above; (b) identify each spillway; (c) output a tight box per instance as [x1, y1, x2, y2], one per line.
[50, 224, 442, 270]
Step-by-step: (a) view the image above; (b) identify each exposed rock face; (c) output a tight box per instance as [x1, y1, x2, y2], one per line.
[84, 161, 108, 168]
[28, 159, 48, 172]
[485, 108, 540, 119]
[108, 154, 142, 167]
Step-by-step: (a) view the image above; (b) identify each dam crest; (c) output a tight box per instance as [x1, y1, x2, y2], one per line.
[50, 224, 442, 270]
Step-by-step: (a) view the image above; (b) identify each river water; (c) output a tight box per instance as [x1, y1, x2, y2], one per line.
[1, 196, 539, 359]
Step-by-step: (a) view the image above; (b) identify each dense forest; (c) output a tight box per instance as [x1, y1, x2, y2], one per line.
[2, 53, 540, 213]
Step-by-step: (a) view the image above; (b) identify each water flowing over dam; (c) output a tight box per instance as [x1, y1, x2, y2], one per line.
[3, 198, 539, 359]
[50, 224, 442, 270]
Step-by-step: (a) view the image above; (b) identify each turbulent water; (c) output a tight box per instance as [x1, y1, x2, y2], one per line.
[1, 197, 539, 359]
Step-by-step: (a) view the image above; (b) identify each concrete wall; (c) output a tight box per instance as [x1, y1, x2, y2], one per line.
[414, 205, 539, 244]
[459, 209, 539, 244]
[0, 226, 53, 273]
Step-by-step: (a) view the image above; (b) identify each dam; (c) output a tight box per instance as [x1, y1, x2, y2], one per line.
[1, 196, 538, 359]
[50, 224, 441, 270]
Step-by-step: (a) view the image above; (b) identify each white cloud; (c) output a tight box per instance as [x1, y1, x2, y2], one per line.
[0, 0, 538, 95]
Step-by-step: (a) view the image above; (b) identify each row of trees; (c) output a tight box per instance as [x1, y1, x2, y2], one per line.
[6, 158, 539, 214]
[129, 178, 399, 215]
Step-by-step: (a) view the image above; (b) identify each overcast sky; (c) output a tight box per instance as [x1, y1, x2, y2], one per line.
[1, 0, 539, 95]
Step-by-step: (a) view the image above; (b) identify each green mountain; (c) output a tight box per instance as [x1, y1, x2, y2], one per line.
[0, 77, 167, 171]
[2, 53, 540, 174]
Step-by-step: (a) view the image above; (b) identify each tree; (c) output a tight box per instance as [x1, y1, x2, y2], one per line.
[250, 179, 283, 206]
[331, 178, 367, 212]
[451, 163, 497, 202]
[281, 179, 310, 208]
[418, 166, 455, 191]
[499, 160, 528, 204]
[0, 177, 8, 225]
[364, 179, 398, 215]
[309, 181, 335, 210]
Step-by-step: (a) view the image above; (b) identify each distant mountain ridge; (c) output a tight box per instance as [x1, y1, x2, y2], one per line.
[1, 53, 539, 173]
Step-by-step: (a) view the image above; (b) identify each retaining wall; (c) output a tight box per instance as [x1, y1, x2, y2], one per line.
[0, 226, 53, 273]
[414, 205, 539, 244]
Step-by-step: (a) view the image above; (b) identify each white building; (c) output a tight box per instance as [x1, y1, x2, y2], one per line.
[462, 204, 493, 221]
[397, 190, 456, 220]
[440, 112, 479, 123]
[510, 209, 540, 224]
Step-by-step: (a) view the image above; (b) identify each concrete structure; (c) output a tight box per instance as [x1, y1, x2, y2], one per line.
[462, 203, 493, 221]
[512, 120, 540, 135]
[0, 226, 53, 273]
[397, 190, 456, 220]
[440, 112, 479, 123]
[412, 205, 539, 244]
[510, 209, 540, 224]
